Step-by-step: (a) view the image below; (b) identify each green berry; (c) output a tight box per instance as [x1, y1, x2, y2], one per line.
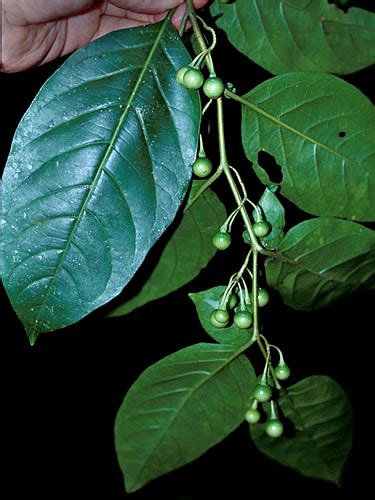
[213, 231, 231, 250]
[253, 383, 272, 403]
[242, 229, 251, 245]
[253, 221, 271, 238]
[257, 288, 269, 307]
[227, 293, 238, 310]
[265, 419, 284, 438]
[183, 67, 204, 90]
[203, 77, 225, 99]
[192, 157, 213, 178]
[245, 408, 261, 424]
[209, 310, 229, 328]
[275, 364, 291, 380]
[233, 310, 253, 329]
[176, 66, 189, 85]
[213, 308, 230, 324]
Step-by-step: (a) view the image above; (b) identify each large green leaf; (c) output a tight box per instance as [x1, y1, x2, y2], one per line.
[115, 342, 255, 492]
[189, 286, 253, 346]
[1, 20, 200, 343]
[108, 181, 226, 316]
[265, 217, 375, 310]
[241, 72, 375, 221]
[211, 0, 375, 75]
[250, 376, 352, 485]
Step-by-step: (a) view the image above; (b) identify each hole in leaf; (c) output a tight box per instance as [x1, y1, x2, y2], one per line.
[257, 151, 283, 184]
[328, 0, 350, 13]
[338, 131, 346, 138]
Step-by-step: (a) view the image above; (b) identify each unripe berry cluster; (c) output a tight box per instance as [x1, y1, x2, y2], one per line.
[245, 364, 291, 438]
[176, 66, 225, 99]
[209, 305, 253, 330]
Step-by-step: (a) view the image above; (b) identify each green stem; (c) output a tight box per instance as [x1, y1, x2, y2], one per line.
[216, 98, 263, 253]
[178, 9, 190, 38]
[224, 89, 250, 105]
[269, 344, 286, 366]
[251, 250, 260, 340]
[256, 337, 282, 390]
[251, 251, 282, 390]
[186, 0, 214, 73]
[187, 5, 282, 382]
[270, 400, 279, 419]
[185, 4, 269, 258]
[236, 249, 252, 281]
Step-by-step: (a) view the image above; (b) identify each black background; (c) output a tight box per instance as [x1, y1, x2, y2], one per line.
[1, 2, 374, 498]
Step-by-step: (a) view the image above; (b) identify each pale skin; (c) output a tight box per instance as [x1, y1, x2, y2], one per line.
[1, 0, 208, 72]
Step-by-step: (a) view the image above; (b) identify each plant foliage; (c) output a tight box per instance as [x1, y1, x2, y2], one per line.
[2, 0, 373, 494]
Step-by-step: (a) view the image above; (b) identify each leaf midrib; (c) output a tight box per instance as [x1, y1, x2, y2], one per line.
[269, 247, 373, 286]
[129, 345, 244, 491]
[29, 16, 172, 341]
[268, 229, 374, 285]
[241, 91, 367, 173]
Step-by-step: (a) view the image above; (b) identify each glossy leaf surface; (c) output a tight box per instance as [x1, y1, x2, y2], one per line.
[242, 73, 375, 221]
[265, 217, 375, 310]
[251, 375, 352, 485]
[2, 20, 200, 343]
[253, 187, 285, 250]
[108, 182, 226, 316]
[115, 342, 255, 492]
[189, 286, 253, 346]
[211, 0, 375, 75]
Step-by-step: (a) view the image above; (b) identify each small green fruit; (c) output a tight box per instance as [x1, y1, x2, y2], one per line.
[245, 408, 261, 424]
[203, 77, 225, 99]
[212, 231, 231, 250]
[183, 67, 204, 90]
[176, 66, 189, 85]
[253, 383, 272, 403]
[257, 288, 269, 307]
[253, 221, 271, 238]
[209, 310, 229, 328]
[192, 157, 213, 178]
[233, 310, 253, 329]
[265, 419, 284, 438]
[213, 308, 230, 324]
[275, 364, 291, 380]
[227, 293, 238, 310]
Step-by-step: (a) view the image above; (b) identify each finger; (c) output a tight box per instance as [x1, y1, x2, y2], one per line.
[172, 0, 210, 31]
[93, 16, 152, 38]
[104, 3, 164, 24]
[110, 1, 185, 15]
[193, 0, 210, 8]
[5, 0, 97, 24]
[171, 4, 188, 31]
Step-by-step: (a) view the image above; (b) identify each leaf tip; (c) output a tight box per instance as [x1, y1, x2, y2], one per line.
[26, 325, 40, 346]
[124, 475, 144, 494]
[28, 333, 37, 347]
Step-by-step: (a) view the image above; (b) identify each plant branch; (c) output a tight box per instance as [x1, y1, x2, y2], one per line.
[256, 337, 282, 391]
[178, 9, 190, 37]
[216, 98, 263, 253]
[186, 0, 214, 73]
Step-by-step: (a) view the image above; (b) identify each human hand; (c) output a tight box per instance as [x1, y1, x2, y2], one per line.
[1, 0, 208, 73]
